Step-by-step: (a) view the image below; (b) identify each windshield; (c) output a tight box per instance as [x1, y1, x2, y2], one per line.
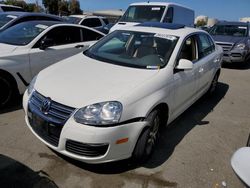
[119, 5, 166, 22]
[0, 14, 17, 28]
[0, 22, 48, 45]
[210, 25, 248, 37]
[84, 30, 178, 69]
[65, 16, 82, 24]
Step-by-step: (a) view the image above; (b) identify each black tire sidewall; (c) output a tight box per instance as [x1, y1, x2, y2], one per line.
[132, 110, 160, 162]
[0, 76, 15, 107]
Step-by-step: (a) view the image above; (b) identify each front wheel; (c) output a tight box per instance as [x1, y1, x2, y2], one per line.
[0, 76, 16, 108]
[132, 110, 161, 162]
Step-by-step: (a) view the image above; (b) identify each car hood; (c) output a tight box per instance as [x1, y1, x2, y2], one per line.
[0, 43, 17, 54]
[211, 35, 247, 44]
[35, 53, 159, 108]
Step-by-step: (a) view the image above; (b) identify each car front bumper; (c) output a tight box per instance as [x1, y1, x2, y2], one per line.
[222, 50, 248, 63]
[23, 91, 147, 164]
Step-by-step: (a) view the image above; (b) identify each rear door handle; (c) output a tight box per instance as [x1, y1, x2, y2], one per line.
[75, 45, 84, 48]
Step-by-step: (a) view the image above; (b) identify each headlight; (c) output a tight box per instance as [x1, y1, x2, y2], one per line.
[27, 76, 37, 95]
[234, 43, 246, 50]
[74, 101, 122, 125]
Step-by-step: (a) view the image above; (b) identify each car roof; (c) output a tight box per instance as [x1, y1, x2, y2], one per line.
[120, 23, 204, 38]
[129, 2, 192, 10]
[16, 20, 63, 26]
[0, 4, 22, 8]
[69, 15, 105, 19]
[216, 21, 249, 26]
[0, 11, 62, 20]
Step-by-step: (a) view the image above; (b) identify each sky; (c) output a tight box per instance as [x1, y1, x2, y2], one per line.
[33, 0, 250, 21]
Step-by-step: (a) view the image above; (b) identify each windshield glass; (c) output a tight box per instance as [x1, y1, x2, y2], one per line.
[0, 14, 17, 28]
[210, 25, 248, 37]
[0, 22, 48, 45]
[84, 30, 178, 69]
[65, 16, 82, 24]
[119, 5, 166, 22]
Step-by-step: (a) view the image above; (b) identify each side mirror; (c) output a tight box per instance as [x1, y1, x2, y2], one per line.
[40, 38, 54, 50]
[231, 147, 250, 187]
[176, 59, 193, 70]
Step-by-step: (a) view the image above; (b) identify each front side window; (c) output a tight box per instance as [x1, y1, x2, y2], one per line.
[119, 5, 166, 23]
[178, 36, 197, 62]
[197, 34, 215, 58]
[39, 26, 81, 47]
[84, 30, 178, 69]
[0, 22, 48, 45]
[210, 25, 248, 37]
[0, 14, 17, 28]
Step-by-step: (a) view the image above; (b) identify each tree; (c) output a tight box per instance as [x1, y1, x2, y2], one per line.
[69, 0, 82, 14]
[42, 0, 59, 14]
[196, 19, 207, 27]
[58, 0, 69, 16]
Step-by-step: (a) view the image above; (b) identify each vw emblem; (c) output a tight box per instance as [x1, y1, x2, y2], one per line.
[41, 98, 52, 114]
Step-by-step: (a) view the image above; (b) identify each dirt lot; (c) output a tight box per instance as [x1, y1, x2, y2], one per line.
[0, 64, 249, 188]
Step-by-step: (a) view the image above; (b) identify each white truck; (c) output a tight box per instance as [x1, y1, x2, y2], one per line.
[110, 2, 194, 32]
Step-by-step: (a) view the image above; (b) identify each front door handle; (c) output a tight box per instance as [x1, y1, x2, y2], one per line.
[199, 68, 204, 73]
[75, 45, 84, 48]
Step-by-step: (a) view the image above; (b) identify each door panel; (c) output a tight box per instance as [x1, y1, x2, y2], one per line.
[29, 42, 90, 77]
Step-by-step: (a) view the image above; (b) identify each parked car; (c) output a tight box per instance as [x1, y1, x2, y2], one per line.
[110, 2, 194, 32]
[23, 23, 222, 164]
[0, 4, 24, 12]
[209, 21, 250, 64]
[0, 21, 105, 107]
[66, 15, 109, 34]
[231, 134, 250, 187]
[0, 12, 63, 32]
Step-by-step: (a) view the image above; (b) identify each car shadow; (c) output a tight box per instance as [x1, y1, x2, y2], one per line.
[0, 154, 58, 188]
[144, 82, 229, 168]
[51, 82, 229, 174]
[0, 95, 22, 114]
[222, 61, 250, 70]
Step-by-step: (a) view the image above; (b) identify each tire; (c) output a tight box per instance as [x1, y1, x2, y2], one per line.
[0, 75, 17, 108]
[207, 73, 219, 96]
[132, 110, 161, 162]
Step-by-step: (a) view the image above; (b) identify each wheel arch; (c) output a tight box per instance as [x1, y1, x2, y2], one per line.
[0, 69, 19, 94]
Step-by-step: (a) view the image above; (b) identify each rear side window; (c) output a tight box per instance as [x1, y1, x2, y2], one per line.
[81, 28, 103, 41]
[197, 34, 215, 59]
[81, 18, 102, 27]
[164, 7, 173, 23]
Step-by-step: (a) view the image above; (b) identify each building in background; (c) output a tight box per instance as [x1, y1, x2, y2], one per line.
[92, 9, 124, 23]
[240, 17, 250, 23]
[207, 18, 218, 27]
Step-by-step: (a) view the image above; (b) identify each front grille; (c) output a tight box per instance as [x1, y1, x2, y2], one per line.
[66, 140, 109, 157]
[216, 42, 233, 53]
[28, 91, 75, 147]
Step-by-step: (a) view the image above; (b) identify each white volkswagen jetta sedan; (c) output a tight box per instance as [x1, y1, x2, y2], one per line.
[0, 21, 104, 107]
[23, 23, 223, 164]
